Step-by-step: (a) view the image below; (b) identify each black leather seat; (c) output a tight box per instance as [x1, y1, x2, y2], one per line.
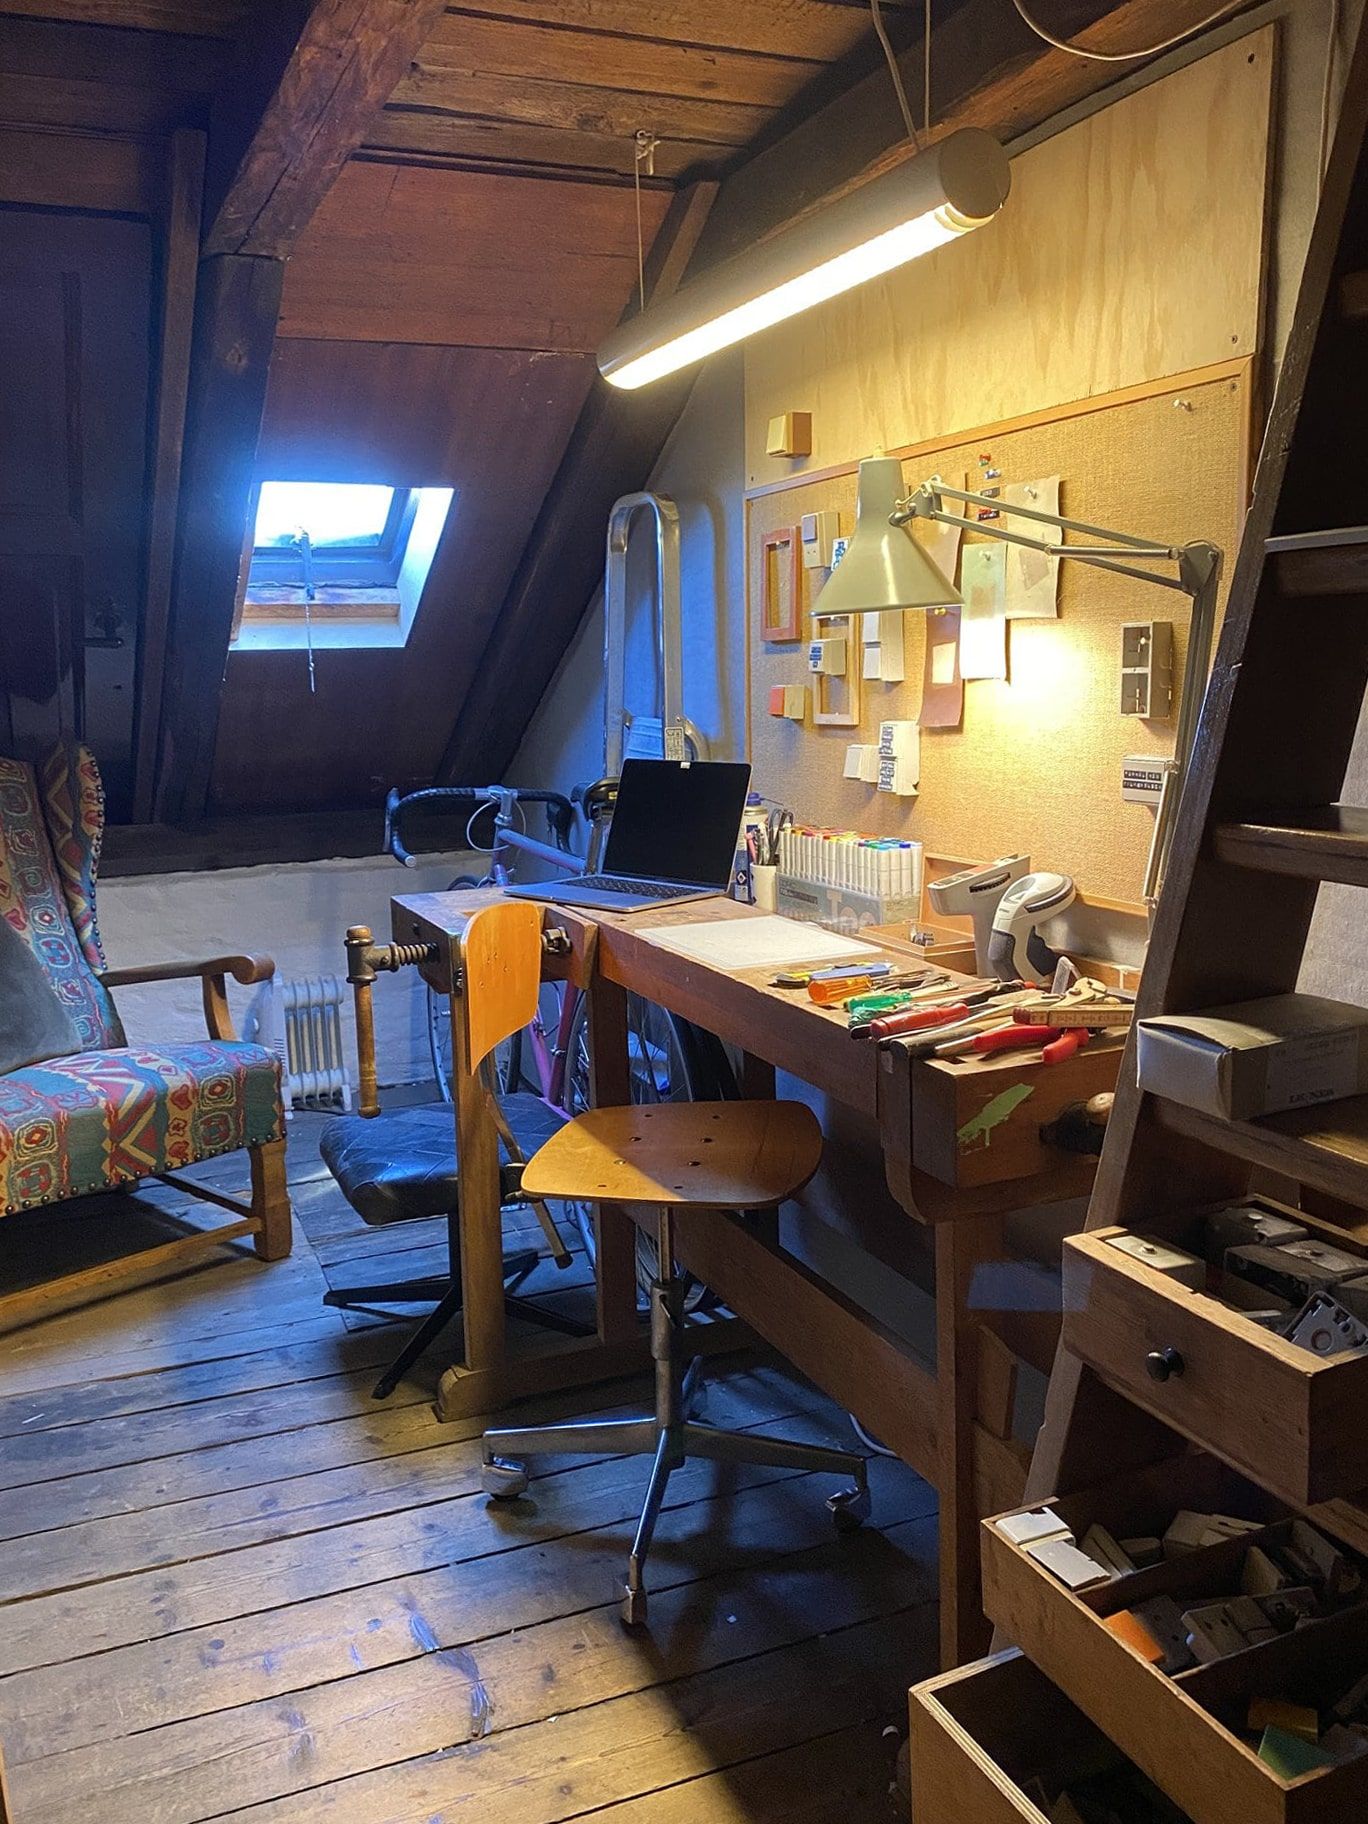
[318, 1096, 586, 1398]
[320, 1098, 565, 1227]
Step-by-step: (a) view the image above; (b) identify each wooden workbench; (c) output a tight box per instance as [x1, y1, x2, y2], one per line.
[391, 889, 1120, 1665]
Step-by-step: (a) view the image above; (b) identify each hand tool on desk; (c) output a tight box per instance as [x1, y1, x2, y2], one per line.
[937, 1021, 1092, 1063]
[1017, 977, 1136, 1029]
[851, 979, 1023, 1038]
[772, 960, 905, 989]
[891, 1000, 1036, 1057]
[807, 969, 933, 1007]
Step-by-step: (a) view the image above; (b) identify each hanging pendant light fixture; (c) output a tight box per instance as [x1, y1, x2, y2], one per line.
[597, 128, 1009, 391]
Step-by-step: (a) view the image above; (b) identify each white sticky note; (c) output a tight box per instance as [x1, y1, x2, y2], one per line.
[960, 544, 1008, 680]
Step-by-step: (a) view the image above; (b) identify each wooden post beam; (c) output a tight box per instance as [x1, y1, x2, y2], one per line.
[201, 0, 448, 258]
[154, 253, 284, 824]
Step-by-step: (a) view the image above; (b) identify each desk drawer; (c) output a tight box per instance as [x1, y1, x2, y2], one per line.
[981, 1460, 1368, 1824]
[910, 1649, 1194, 1824]
[1062, 1226, 1368, 1505]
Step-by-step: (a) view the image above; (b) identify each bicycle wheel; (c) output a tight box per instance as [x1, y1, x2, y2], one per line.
[562, 994, 736, 1306]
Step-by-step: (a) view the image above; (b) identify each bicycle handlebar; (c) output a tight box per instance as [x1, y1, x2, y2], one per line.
[383, 785, 576, 868]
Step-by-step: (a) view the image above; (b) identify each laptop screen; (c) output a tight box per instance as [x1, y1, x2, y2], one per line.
[602, 759, 752, 887]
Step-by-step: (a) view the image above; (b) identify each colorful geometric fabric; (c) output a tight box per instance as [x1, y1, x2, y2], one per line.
[0, 755, 123, 1053]
[0, 1042, 284, 1214]
[40, 742, 108, 974]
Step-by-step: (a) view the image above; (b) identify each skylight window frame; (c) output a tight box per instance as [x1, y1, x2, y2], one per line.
[249, 484, 420, 589]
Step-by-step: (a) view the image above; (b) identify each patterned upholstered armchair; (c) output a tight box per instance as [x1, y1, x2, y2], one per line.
[0, 744, 290, 1322]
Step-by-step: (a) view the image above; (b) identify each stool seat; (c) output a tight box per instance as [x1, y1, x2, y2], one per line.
[522, 1098, 821, 1210]
[320, 1096, 566, 1227]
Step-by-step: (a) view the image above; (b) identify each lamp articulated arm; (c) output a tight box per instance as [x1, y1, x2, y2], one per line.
[891, 477, 1223, 914]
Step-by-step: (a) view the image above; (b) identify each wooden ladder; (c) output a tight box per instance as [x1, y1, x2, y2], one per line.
[1027, 5, 1368, 1520]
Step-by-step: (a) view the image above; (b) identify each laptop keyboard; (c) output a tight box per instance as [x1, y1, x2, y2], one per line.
[572, 875, 702, 898]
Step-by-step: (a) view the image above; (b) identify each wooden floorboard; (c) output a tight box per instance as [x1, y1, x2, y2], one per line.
[0, 1100, 932, 1823]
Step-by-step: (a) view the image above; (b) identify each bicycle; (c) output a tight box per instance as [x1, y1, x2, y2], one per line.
[382, 781, 735, 1294]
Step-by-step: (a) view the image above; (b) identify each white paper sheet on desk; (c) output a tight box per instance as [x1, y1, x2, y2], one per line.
[646, 916, 882, 972]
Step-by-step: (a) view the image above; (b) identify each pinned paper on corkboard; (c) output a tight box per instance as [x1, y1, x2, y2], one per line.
[921, 606, 963, 728]
[960, 544, 1008, 680]
[1002, 476, 1061, 619]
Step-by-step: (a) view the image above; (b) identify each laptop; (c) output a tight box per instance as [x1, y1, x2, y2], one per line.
[507, 758, 752, 914]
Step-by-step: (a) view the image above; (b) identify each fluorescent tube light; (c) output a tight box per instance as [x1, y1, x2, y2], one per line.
[598, 129, 1010, 390]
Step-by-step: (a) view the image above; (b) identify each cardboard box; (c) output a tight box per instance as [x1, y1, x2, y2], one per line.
[1136, 994, 1368, 1121]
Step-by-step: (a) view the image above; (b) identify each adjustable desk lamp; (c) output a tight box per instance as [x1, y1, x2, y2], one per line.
[891, 477, 1223, 914]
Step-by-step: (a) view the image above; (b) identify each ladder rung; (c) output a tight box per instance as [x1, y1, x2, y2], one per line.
[1153, 1093, 1368, 1212]
[1213, 805, 1368, 885]
[1268, 526, 1368, 595]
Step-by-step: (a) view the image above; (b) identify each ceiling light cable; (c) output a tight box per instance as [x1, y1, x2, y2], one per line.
[924, 0, 932, 135]
[871, 0, 921, 146]
[1009, 0, 1247, 62]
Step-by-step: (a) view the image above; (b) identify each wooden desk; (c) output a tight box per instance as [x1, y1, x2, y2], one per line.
[392, 889, 1120, 1666]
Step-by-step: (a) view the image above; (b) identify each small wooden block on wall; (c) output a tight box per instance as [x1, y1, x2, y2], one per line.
[760, 525, 803, 642]
[766, 410, 812, 458]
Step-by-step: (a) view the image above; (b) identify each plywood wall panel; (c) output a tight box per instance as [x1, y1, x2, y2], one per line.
[744, 30, 1273, 487]
[746, 365, 1252, 909]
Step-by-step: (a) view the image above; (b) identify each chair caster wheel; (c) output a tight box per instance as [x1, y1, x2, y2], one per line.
[828, 1485, 871, 1531]
[482, 1457, 529, 1500]
[621, 1584, 648, 1629]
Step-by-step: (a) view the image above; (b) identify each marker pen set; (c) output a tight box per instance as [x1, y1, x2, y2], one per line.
[776, 826, 923, 903]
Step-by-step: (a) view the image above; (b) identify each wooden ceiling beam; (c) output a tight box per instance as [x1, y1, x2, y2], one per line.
[201, 0, 449, 258]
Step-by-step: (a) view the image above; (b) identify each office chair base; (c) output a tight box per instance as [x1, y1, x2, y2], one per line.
[325, 1249, 593, 1399]
[482, 1274, 870, 1629]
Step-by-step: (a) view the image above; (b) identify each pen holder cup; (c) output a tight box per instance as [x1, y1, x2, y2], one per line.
[752, 865, 778, 912]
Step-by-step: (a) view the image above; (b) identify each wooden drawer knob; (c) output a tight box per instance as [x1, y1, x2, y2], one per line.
[1146, 1346, 1185, 1383]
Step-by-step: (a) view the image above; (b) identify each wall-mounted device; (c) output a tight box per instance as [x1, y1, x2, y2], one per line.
[1121, 621, 1174, 718]
[927, 853, 1030, 975]
[988, 870, 1077, 985]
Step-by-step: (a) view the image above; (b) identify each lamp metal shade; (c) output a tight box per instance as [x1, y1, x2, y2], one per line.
[816, 458, 961, 614]
[598, 130, 1010, 390]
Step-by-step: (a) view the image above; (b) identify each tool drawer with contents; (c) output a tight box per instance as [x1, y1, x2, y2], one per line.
[982, 1455, 1368, 1824]
[1060, 1195, 1368, 1504]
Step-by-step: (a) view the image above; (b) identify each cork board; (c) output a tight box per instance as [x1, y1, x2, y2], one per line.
[746, 362, 1253, 909]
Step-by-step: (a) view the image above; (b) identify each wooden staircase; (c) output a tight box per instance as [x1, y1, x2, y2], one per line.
[908, 11, 1368, 1820]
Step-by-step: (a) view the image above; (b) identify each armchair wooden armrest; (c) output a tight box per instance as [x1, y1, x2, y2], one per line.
[99, 955, 276, 1042]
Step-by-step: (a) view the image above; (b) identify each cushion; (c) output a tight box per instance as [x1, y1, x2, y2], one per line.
[0, 755, 124, 1051]
[0, 915, 79, 1074]
[0, 1041, 284, 1215]
[320, 1095, 566, 1227]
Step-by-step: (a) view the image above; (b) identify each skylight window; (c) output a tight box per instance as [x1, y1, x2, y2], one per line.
[236, 480, 455, 654]
[254, 481, 397, 551]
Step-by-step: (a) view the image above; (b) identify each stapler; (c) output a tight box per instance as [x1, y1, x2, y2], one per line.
[926, 854, 1030, 974]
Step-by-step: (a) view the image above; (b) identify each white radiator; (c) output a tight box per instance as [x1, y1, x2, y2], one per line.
[256, 976, 353, 1112]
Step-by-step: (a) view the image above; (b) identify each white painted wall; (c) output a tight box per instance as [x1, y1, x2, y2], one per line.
[98, 851, 477, 1089]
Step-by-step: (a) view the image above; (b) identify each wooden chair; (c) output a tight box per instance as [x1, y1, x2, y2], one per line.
[471, 900, 872, 1627]
[0, 743, 290, 1326]
[318, 920, 587, 1398]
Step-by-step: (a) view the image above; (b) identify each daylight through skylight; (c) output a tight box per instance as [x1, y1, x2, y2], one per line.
[254, 481, 396, 550]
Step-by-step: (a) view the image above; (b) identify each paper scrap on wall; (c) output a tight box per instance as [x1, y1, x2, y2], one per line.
[920, 606, 963, 728]
[960, 544, 1008, 680]
[1002, 476, 1061, 619]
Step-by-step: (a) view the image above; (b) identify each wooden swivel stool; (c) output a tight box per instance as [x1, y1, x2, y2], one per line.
[482, 1098, 872, 1626]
